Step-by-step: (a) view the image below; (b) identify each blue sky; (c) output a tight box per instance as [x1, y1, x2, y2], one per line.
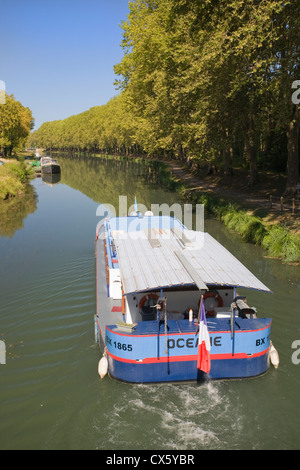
[0, 0, 130, 129]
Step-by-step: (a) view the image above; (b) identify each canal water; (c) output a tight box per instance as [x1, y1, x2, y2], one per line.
[0, 155, 299, 450]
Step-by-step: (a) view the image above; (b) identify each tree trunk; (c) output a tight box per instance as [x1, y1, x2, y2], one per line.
[223, 145, 233, 176]
[284, 105, 299, 196]
[177, 144, 183, 161]
[244, 119, 259, 187]
[222, 128, 233, 176]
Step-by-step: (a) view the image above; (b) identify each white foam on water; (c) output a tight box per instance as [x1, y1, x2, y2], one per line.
[101, 381, 242, 450]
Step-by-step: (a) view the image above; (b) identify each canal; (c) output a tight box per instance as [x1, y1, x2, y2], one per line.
[0, 155, 299, 450]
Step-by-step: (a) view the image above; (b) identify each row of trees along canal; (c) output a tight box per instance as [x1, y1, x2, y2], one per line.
[29, 0, 300, 196]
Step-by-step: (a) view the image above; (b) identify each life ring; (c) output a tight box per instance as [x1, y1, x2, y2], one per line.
[201, 291, 223, 317]
[139, 293, 159, 311]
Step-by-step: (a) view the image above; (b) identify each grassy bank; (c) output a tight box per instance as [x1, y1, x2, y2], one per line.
[0, 159, 34, 200]
[157, 162, 300, 264]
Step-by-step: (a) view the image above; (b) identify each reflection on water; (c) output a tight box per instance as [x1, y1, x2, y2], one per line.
[42, 173, 61, 186]
[0, 184, 38, 238]
[58, 154, 172, 211]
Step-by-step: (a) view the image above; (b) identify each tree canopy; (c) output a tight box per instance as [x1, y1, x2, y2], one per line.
[29, 0, 300, 194]
[0, 93, 34, 157]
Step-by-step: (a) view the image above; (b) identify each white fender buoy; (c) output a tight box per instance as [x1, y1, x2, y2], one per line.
[98, 355, 108, 379]
[269, 341, 279, 369]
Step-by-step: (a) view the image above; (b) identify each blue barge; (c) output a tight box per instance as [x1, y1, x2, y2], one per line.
[95, 214, 274, 383]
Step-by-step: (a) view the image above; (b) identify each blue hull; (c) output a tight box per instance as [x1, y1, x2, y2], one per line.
[107, 352, 270, 383]
[97, 317, 271, 383]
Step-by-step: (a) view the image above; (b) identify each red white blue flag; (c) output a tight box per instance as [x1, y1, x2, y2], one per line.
[197, 297, 211, 374]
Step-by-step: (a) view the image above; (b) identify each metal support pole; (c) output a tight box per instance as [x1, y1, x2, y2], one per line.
[231, 288, 236, 356]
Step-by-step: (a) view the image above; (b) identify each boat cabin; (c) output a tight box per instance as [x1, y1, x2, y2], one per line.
[99, 215, 269, 325]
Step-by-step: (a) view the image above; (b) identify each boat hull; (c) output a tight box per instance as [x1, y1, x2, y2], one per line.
[95, 316, 271, 383]
[41, 164, 60, 175]
[106, 352, 270, 383]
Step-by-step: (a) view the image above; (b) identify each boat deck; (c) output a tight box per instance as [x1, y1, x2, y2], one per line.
[106, 317, 271, 336]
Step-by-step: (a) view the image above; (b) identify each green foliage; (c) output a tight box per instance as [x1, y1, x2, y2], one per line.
[0, 160, 33, 199]
[221, 210, 267, 245]
[29, 94, 140, 156]
[6, 159, 32, 183]
[262, 225, 300, 263]
[211, 197, 300, 262]
[0, 94, 34, 157]
[115, 0, 299, 190]
[219, 203, 299, 263]
[0, 174, 23, 199]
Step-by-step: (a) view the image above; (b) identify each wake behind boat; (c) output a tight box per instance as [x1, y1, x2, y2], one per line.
[40, 156, 61, 175]
[94, 210, 278, 383]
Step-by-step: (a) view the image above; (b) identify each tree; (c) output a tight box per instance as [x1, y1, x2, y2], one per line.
[270, 1, 300, 195]
[114, 0, 299, 188]
[0, 93, 34, 156]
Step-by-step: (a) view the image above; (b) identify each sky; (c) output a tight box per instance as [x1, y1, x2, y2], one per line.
[0, 0, 130, 130]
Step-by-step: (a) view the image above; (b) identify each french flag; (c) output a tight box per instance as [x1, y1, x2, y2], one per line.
[197, 296, 211, 374]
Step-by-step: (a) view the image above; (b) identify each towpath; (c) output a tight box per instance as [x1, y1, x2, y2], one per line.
[164, 160, 299, 233]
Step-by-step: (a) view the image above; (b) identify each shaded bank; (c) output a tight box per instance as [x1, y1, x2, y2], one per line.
[154, 160, 300, 264]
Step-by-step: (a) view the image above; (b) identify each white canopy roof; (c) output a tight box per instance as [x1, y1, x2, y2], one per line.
[112, 227, 271, 295]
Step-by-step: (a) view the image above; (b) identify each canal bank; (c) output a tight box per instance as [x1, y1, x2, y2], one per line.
[0, 158, 34, 200]
[0, 157, 38, 237]
[155, 159, 300, 264]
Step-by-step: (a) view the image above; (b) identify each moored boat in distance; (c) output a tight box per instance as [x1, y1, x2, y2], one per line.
[40, 156, 61, 175]
[95, 210, 277, 383]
